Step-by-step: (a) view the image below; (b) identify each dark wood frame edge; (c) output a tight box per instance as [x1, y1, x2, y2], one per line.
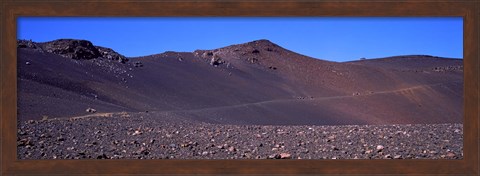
[1, 0, 478, 175]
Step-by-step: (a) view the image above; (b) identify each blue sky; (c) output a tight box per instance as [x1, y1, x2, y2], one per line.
[17, 17, 462, 62]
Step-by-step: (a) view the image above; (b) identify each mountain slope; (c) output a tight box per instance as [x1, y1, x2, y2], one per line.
[17, 39, 463, 125]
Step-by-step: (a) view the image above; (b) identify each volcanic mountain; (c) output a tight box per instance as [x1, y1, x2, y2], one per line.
[17, 39, 463, 125]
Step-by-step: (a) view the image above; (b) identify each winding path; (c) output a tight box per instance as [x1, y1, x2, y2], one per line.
[65, 81, 461, 119]
[164, 81, 461, 114]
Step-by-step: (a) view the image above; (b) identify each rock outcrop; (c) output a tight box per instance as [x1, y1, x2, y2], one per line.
[42, 39, 102, 60]
[18, 39, 39, 49]
[96, 46, 129, 63]
[17, 39, 128, 62]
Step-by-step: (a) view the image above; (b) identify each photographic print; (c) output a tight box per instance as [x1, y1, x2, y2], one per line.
[16, 17, 463, 160]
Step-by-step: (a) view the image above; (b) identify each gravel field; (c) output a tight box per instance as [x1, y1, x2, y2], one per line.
[17, 112, 463, 160]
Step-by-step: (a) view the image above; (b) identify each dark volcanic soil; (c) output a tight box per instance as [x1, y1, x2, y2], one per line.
[16, 39, 464, 160]
[17, 39, 463, 125]
[18, 112, 463, 160]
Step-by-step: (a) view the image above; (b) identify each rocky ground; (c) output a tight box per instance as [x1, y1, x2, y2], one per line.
[17, 111, 463, 160]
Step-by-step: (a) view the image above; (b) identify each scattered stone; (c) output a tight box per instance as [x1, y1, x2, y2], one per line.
[57, 137, 65, 142]
[85, 108, 97, 113]
[132, 130, 142, 136]
[267, 154, 279, 159]
[268, 66, 277, 70]
[210, 54, 224, 66]
[376, 145, 385, 151]
[247, 57, 258, 64]
[17, 138, 33, 146]
[134, 61, 143, 67]
[16, 115, 463, 160]
[279, 153, 291, 159]
[327, 135, 335, 142]
[138, 147, 149, 155]
[202, 51, 213, 58]
[97, 153, 108, 159]
[67, 147, 75, 150]
[228, 146, 236, 152]
[97, 46, 128, 63]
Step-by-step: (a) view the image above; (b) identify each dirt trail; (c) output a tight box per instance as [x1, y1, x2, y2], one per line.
[64, 81, 460, 120]
[170, 81, 461, 114]
[53, 112, 130, 121]
[371, 81, 461, 95]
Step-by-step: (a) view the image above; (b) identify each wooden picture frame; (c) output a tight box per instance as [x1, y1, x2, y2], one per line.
[1, 0, 479, 175]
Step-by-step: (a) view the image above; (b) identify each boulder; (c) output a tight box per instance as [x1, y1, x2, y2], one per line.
[279, 153, 291, 159]
[376, 145, 384, 151]
[202, 51, 214, 58]
[268, 66, 277, 70]
[86, 108, 97, 113]
[247, 57, 258, 64]
[133, 61, 143, 67]
[210, 54, 224, 66]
